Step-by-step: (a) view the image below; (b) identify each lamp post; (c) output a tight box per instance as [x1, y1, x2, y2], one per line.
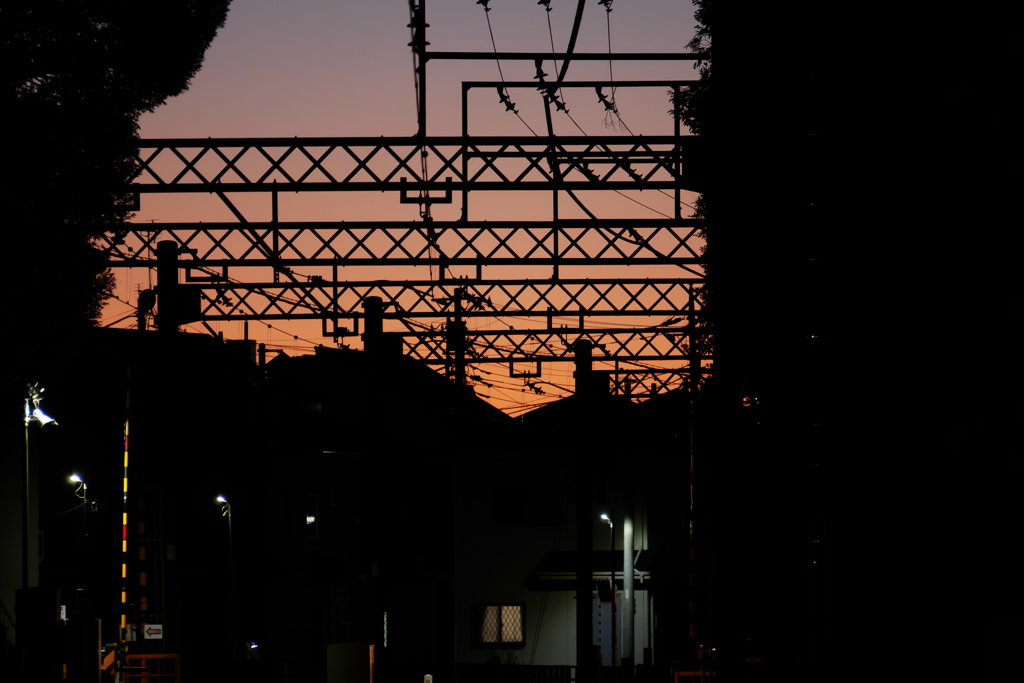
[70, 474, 89, 558]
[216, 496, 236, 659]
[69, 473, 97, 542]
[68, 473, 97, 683]
[23, 383, 57, 588]
[600, 513, 614, 551]
[70, 474, 89, 525]
[600, 512, 617, 666]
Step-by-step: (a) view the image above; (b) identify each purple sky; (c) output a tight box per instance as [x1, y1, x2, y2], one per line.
[139, 0, 697, 138]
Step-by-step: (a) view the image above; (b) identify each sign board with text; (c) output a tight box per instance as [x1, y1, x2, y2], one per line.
[142, 624, 163, 639]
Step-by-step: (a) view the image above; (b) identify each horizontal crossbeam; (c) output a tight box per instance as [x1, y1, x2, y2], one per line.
[128, 136, 701, 193]
[175, 278, 702, 320]
[426, 51, 708, 62]
[102, 220, 707, 271]
[397, 327, 709, 366]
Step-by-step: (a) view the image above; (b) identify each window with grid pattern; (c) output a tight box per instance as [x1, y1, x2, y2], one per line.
[474, 604, 524, 649]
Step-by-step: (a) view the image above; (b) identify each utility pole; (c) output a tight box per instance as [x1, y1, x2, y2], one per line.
[408, 0, 428, 137]
[156, 240, 179, 333]
[445, 287, 468, 387]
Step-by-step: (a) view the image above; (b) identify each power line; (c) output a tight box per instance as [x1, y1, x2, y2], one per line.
[478, 0, 540, 136]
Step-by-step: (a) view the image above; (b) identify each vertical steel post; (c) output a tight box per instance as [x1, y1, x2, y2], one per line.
[623, 479, 635, 670]
[409, 0, 428, 138]
[156, 240, 179, 332]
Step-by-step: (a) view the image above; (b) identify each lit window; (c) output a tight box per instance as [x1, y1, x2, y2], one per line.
[474, 604, 524, 649]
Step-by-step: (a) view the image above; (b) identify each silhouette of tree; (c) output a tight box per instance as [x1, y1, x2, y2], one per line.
[672, 0, 711, 137]
[672, 0, 712, 358]
[3, 1, 230, 370]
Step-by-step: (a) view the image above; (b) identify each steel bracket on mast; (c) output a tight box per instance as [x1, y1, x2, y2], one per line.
[399, 177, 453, 204]
[509, 362, 542, 379]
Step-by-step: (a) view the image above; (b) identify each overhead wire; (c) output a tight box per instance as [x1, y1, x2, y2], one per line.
[408, 1, 422, 126]
[105, 253, 328, 350]
[540, 1, 587, 135]
[533, 3, 697, 252]
[478, 0, 540, 136]
[425, 3, 701, 406]
[598, 0, 632, 134]
[177, 320, 323, 353]
[477, 2, 690, 219]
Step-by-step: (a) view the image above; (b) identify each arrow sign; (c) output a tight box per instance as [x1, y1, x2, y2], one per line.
[142, 624, 163, 639]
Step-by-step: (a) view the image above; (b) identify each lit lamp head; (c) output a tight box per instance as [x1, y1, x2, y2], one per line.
[600, 512, 613, 528]
[24, 383, 57, 426]
[216, 495, 230, 517]
[31, 408, 57, 425]
[69, 473, 87, 498]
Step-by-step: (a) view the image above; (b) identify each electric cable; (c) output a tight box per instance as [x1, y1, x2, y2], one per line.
[477, 1, 540, 135]
[45, 502, 87, 521]
[538, 2, 589, 135]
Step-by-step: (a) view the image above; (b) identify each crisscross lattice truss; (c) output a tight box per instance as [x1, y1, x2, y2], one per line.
[106, 132, 709, 395]
[104, 218, 705, 269]
[121, 135, 699, 192]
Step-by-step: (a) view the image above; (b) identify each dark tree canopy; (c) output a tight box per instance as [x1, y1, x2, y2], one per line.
[3, 1, 229, 375]
[672, 0, 711, 355]
[672, 0, 711, 137]
[4, 2, 230, 114]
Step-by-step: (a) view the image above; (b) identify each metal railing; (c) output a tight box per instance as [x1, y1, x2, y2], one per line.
[123, 654, 181, 683]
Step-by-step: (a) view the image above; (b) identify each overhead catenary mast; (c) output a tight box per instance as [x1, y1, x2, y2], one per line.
[106, 0, 709, 407]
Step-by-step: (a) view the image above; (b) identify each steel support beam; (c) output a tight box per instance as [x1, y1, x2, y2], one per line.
[101, 220, 707, 269]
[128, 136, 702, 193]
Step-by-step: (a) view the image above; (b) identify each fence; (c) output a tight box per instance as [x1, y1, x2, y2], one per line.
[122, 654, 181, 683]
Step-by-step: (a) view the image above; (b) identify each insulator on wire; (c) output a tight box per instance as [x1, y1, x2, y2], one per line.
[621, 162, 643, 182]
[579, 163, 600, 182]
[533, 59, 548, 80]
[538, 86, 566, 111]
[596, 86, 617, 112]
[497, 88, 519, 113]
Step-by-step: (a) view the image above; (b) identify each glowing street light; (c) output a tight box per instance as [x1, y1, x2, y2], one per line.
[23, 383, 57, 588]
[600, 511, 617, 666]
[25, 383, 57, 427]
[70, 473, 87, 497]
[216, 495, 236, 658]
[69, 473, 97, 517]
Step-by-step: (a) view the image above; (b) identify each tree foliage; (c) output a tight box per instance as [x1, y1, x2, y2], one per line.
[673, 0, 712, 359]
[4, 2, 231, 116]
[673, 0, 711, 137]
[2, 1, 229, 359]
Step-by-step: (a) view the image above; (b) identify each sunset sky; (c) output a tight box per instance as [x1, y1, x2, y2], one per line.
[107, 0, 703, 413]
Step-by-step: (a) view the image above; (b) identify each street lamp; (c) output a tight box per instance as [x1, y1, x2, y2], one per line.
[216, 495, 236, 659]
[69, 473, 97, 527]
[26, 384, 57, 427]
[70, 473, 87, 498]
[600, 512, 617, 666]
[600, 512, 614, 550]
[23, 383, 57, 588]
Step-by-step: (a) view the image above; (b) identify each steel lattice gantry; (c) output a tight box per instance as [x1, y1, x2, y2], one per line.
[105, 42, 710, 396]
